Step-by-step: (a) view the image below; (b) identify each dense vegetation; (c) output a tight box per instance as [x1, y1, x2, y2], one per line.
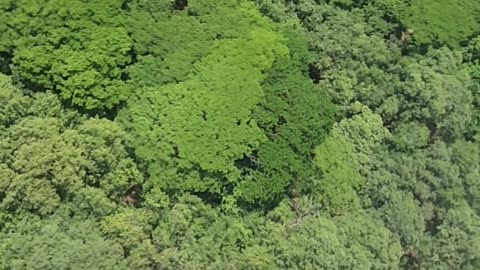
[0, 0, 479, 269]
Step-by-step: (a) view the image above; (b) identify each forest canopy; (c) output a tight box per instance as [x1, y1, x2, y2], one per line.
[0, 0, 479, 269]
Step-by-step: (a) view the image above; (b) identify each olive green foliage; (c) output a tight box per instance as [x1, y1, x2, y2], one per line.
[265, 200, 401, 270]
[0, 74, 142, 219]
[0, 216, 128, 270]
[99, 194, 401, 270]
[417, 205, 480, 269]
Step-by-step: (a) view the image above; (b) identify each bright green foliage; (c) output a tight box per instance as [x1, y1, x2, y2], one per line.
[383, 142, 463, 210]
[0, 216, 128, 270]
[0, 0, 132, 110]
[101, 208, 156, 250]
[403, 0, 480, 47]
[313, 135, 361, 212]
[121, 10, 335, 204]
[118, 1, 293, 202]
[120, 30, 286, 191]
[126, 0, 282, 87]
[334, 104, 390, 173]
[312, 105, 388, 213]
[0, 75, 142, 218]
[101, 208, 159, 269]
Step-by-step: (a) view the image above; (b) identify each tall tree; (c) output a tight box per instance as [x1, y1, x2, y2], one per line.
[0, 74, 142, 219]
